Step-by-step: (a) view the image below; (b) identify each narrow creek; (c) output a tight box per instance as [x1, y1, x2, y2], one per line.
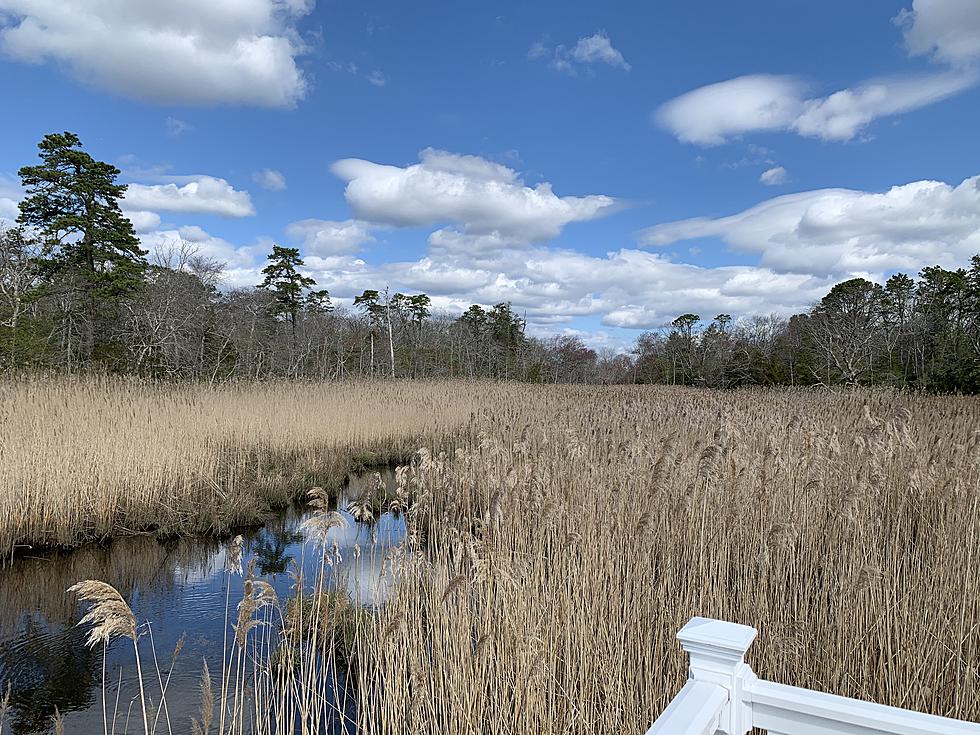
[0, 470, 404, 735]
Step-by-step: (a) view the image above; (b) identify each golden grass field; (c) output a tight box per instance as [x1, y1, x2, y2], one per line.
[2, 378, 979, 732]
[0, 377, 477, 556]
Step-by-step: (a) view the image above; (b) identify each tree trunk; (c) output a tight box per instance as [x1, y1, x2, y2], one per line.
[386, 304, 395, 378]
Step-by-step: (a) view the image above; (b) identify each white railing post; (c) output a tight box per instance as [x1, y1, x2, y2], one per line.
[676, 617, 758, 735]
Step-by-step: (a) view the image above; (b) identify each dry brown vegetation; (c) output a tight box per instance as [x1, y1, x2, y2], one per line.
[0, 376, 477, 556]
[350, 386, 980, 732]
[3, 378, 980, 732]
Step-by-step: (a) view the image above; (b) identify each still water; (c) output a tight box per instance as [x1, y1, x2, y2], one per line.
[0, 471, 404, 734]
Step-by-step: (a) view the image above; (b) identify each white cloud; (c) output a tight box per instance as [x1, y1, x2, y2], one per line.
[124, 176, 255, 217]
[129, 158, 980, 336]
[139, 226, 267, 287]
[656, 75, 805, 145]
[352, 247, 831, 331]
[122, 209, 162, 232]
[530, 31, 630, 74]
[0, 0, 312, 107]
[656, 72, 976, 145]
[570, 32, 631, 71]
[897, 0, 980, 65]
[285, 218, 375, 255]
[640, 173, 980, 278]
[252, 168, 287, 191]
[759, 166, 788, 186]
[165, 117, 191, 137]
[0, 174, 22, 221]
[330, 147, 616, 246]
[366, 70, 387, 87]
[793, 73, 976, 140]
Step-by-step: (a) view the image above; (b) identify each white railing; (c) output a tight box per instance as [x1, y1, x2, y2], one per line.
[646, 617, 980, 735]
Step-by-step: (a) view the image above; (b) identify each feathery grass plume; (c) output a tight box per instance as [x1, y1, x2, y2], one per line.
[68, 579, 151, 735]
[234, 578, 277, 647]
[190, 660, 214, 735]
[441, 574, 469, 605]
[51, 706, 65, 735]
[0, 681, 11, 731]
[225, 534, 245, 576]
[301, 510, 348, 547]
[67, 580, 137, 647]
[308, 486, 331, 510]
[347, 496, 375, 523]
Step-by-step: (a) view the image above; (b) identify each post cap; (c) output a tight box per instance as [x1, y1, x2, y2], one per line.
[678, 617, 758, 662]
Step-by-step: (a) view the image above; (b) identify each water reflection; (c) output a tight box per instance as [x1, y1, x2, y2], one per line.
[0, 470, 404, 735]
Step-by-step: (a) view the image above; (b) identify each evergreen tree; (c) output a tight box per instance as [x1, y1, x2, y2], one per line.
[17, 131, 147, 365]
[258, 245, 326, 335]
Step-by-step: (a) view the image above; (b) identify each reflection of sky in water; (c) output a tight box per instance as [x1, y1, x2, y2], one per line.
[0, 471, 405, 735]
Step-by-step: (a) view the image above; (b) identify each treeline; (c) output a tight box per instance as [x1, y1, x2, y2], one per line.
[1, 132, 979, 390]
[631, 266, 980, 392]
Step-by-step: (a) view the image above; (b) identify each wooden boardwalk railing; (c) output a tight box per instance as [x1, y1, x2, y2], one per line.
[645, 617, 980, 735]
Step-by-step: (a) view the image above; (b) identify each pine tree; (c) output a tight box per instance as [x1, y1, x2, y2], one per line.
[18, 131, 147, 365]
[258, 244, 327, 337]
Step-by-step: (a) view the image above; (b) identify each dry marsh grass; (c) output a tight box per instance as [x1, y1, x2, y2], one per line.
[352, 386, 980, 732]
[2, 379, 980, 732]
[0, 376, 479, 555]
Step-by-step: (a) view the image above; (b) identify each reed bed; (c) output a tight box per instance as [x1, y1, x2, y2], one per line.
[352, 386, 980, 731]
[0, 376, 479, 555]
[2, 379, 980, 732]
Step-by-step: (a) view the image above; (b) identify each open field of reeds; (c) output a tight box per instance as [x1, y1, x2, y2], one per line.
[0, 377, 480, 556]
[2, 378, 979, 732]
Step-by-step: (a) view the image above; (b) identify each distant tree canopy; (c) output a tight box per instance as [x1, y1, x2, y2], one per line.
[2, 132, 979, 390]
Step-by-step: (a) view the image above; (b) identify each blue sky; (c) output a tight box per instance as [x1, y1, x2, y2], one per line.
[1, 0, 979, 350]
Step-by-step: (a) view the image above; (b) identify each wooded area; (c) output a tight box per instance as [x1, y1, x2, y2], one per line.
[2, 132, 979, 390]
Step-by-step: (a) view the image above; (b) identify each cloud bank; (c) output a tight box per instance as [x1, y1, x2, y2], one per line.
[0, 0, 312, 106]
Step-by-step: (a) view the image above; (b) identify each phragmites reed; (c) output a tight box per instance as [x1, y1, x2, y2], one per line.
[68, 579, 151, 735]
[301, 486, 348, 548]
[191, 660, 214, 735]
[67, 580, 137, 647]
[224, 534, 245, 576]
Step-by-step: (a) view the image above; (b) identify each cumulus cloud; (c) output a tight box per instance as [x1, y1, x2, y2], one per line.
[0, 0, 312, 107]
[339, 247, 833, 332]
[793, 72, 976, 140]
[760, 166, 788, 186]
[121, 209, 162, 232]
[285, 218, 375, 256]
[0, 174, 22, 221]
[656, 71, 975, 145]
[330, 148, 616, 247]
[124, 176, 255, 217]
[530, 31, 630, 74]
[127, 158, 980, 337]
[253, 168, 287, 191]
[139, 226, 267, 287]
[570, 32, 631, 70]
[897, 0, 980, 65]
[640, 173, 980, 278]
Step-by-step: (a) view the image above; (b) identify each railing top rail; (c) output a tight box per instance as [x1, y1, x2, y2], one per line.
[645, 617, 980, 735]
[643, 679, 727, 735]
[750, 679, 980, 735]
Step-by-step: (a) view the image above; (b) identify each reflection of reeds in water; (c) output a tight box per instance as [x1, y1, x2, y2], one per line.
[0, 535, 220, 638]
